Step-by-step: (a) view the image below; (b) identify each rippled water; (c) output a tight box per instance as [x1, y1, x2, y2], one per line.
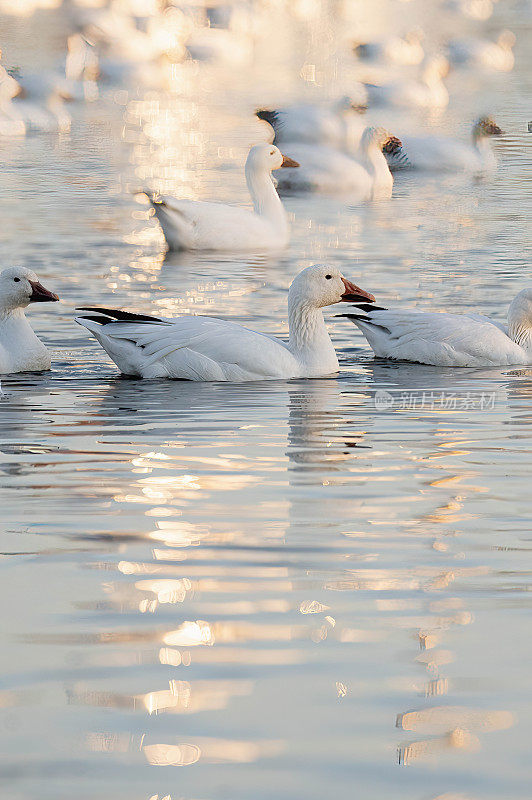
[1, 2, 531, 799]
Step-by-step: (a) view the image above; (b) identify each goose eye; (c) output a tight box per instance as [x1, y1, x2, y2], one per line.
[14, 277, 20, 282]
[325, 274, 332, 280]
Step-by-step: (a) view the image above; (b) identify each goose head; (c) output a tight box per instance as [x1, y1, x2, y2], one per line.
[245, 144, 299, 173]
[507, 288, 532, 350]
[288, 265, 375, 310]
[0, 267, 59, 313]
[421, 55, 450, 84]
[360, 126, 402, 155]
[473, 116, 503, 140]
[497, 30, 516, 51]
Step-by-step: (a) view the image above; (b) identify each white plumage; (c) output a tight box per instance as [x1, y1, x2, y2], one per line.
[386, 117, 503, 174]
[75, 265, 375, 381]
[365, 56, 450, 109]
[0, 267, 59, 374]
[256, 97, 367, 150]
[275, 127, 401, 199]
[146, 144, 299, 252]
[344, 290, 532, 367]
[447, 31, 515, 72]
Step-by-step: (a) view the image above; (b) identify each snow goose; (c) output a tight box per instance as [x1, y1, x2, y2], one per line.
[386, 116, 503, 173]
[342, 289, 532, 367]
[75, 265, 375, 381]
[145, 144, 299, 252]
[448, 31, 515, 72]
[0, 267, 59, 374]
[365, 56, 450, 109]
[275, 127, 401, 199]
[256, 96, 368, 150]
[353, 30, 425, 66]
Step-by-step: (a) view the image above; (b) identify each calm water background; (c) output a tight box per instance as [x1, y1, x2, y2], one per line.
[0, 1, 531, 798]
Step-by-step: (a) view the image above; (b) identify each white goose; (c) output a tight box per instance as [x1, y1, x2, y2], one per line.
[146, 144, 299, 252]
[448, 31, 515, 72]
[275, 127, 401, 200]
[256, 96, 367, 150]
[353, 30, 425, 66]
[342, 290, 532, 367]
[0, 267, 59, 374]
[75, 265, 375, 381]
[386, 116, 503, 173]
[365, 56, 450, 109]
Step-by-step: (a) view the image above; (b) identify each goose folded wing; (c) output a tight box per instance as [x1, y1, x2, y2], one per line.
[354, 308, 514, 360]
[88, 315, 297, 377]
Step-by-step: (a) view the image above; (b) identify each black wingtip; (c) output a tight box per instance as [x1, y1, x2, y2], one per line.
[256, 109, 278, 126]
[76, 307, 166, 323]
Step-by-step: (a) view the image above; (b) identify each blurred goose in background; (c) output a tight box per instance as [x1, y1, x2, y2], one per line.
[276, 127, 401, 199]
[448, 31, 515, 72]
[186, 26, 254, 66]
[364, 55, 450, 109]
[444, 0, 497, 20]
[145, 144, 299, 252]
[0, 65, 25, 134]
[76, 265, 375, 381]
[0, 267, 59, 374]
[1, 87, 71, 134]
[256, 95, 368, 150]
[342, 288, 532, 366]
[353, 30, 425, 66]
[386, 116, 503, 173]
[11, 35, 100, 104]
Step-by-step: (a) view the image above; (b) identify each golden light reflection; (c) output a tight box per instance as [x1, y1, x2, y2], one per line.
[139, 679, 252, 715]
[143, 737, 282, 766]
[397, 706, 515, 734]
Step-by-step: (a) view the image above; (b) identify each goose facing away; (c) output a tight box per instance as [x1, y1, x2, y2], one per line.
[146, 144, 299, 252]
[75, 265, 375, 381]
[255, 96, 368, 150]
[342, 289, 532, 367]
[275, 127, 401, 199]
[0, 267, 59, 374]
[386, 116, 503, 173]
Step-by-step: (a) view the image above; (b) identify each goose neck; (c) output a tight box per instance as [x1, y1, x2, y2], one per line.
[245, 162, 287, 229]
[288, 297, 338, 370]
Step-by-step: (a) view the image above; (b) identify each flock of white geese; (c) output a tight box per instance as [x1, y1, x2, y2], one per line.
[0, 0, 530, 385]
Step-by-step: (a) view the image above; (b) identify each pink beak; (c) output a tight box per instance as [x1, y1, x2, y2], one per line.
[340, 277, 375, 303]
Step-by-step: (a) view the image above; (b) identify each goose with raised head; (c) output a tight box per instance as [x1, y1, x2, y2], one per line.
[275, 127, 401, 199]
[0, 267, 59, 374]
[75, 265, 375, 381]
[256, 96, 367, 150]
[146, 144, 299, 251]
[365, 56, 450, 109]
[448, 31, 515, 72]
[386, 116, 503, 173]
[342, 289, 532, 367]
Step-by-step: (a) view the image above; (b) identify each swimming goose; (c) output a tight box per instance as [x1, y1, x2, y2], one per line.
[146, 144, 299, 252]
[0, 267, 59, 374]
[386, 116, 503, 173]
[448, 31, 515, 72]
[353, 30, 425, 66]
[365, 56, 450, 109]
[75, 265, 375, 381]
[275, 127, 401, 199]
[342, 289, 532, 367]
[256, 96, 367, 150]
